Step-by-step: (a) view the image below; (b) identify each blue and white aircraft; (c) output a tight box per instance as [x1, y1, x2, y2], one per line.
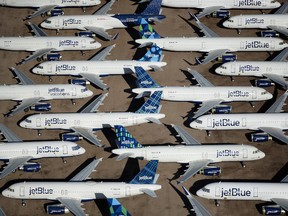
[32, 44, 167, 90]
[41, 0, 165, 40]
[19, 91, 165, 147]
[0, 124, 85, 179]
[2, 158, 161, 216]
[112, 125, 265, 184]
[132, 66, 272, 119]
[107, 198, 131, 216]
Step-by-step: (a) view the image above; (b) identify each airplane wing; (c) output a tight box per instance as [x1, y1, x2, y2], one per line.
[272, 47, 288, 61]
[187, 68, 214, 87]
[10, 67, 34, 85]
[197, 6, 225, 19]
[193, 99, 223, 119]
[57, 198, 86, 216]
[0, 208, 6, 216]
[90, 44, 115, 61]
[192, 13, 219, 37]
[178, 160, 212, 184]
[71, 127, 104, 147]
[0, 124, 22, 142]
[271, 198, 288, 212]
[93, 0, 116, 15]
[171, 124, 201, 145]
[0, 156, 32, 179]
[27, 22, 48, 37]
[20, 48, 55, 64]
[267, 25, 288, 37]
[263, 73, 288, 89]
[26, 5, 57, 19]
[281, 175, 288, 182]
[196, 49, 229, 65]
[258, 127, 288, 144]
[80, 73, 108, 90]
[70, 158, 102, 181]
[182, 186, 212, 216]
[265, 91, 288, 113]
[275, 2, 288, 14]
[84, 26, 115, 41]
[8, 97, 43, 117]
[80, 93, 108, 113]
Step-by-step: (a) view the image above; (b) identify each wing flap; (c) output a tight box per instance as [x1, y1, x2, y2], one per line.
[71, 127, 104, 147]
[80, 73, 108, 90]
[197, 49, 229, 65]
[19, 48, 54, 64]
[70, 158, 102, 181]
[57, 198, 86, 216]
[272, 47, 288, 62]
[271, 198, 288, 212]
[172, 124, 200, 145]
[187, 68, 214, 87]
[265, 91, 288, 113]
[26, 5, 57, 19]
[0, 156, 32, 179]
[7, 97, 43, 117]
[193, 99, 223, 119]
[263, 73, 288, 89]
[93, 0, 115, 15]
[10, 67, 34, 85]
[90, 44, 115, 61]
[80, 93, 108, 113]
[85, 26, 114, 41]
[259, 127, 288, 144]
[0, 124, 22, 142]
[197, 6, 224, 19]
[268, 25, 288, 36]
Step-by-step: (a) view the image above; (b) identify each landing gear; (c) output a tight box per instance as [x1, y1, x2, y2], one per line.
[207, 130, 211, 137]
[49, 76, 52, 82]
[56, 29, 59, 35]
[215, 200, 220, 207]
[21, 200, 26, 207]
[24, 108, 29, 112]
[81, 51, 86, 56]
[82, 7, 86, 12]
[71, 99, 76, 105]
[249, 101, 255, 108]
[37, 130, 42, 136]
[230, 76, 234, 82]
[240, 161, 246, 168]
[237, 29, 241, 35]
[62, 158, 67, 164]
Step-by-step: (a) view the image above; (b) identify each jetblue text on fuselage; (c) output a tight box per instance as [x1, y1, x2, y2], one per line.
[29, 187, 53, 195]
[36, 146, 60, 154]
[216, 150, 240, 158]
[63, 19, 82, 26]
[139, 176, 153, 181]
[45, 118, 67, 126]
[245, 18, 264, 25]
[56, 64, 76, 72]
[238, 0, 262, 6]
[221, 187, 252, 198]
[228, 90, 250, 98]
[239, 65, 260, 72]
[212, 119, 240, 128]
[59, 40, 79, 47]
[245, 41, 270, 49]
[62, 0, 80, 4]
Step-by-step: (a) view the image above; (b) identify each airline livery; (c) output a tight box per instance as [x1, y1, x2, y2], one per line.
[132, 66, 272, 118]
[1, 68, 92, 116]
[0, 124, 85, 179]
[112, 125, 265, 184]
[2, 158, 161, 216]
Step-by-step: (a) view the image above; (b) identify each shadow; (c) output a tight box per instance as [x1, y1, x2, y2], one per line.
[168, 164, 187, 182]
[125, 27, 141, 41]
[118, 158, 140, 182]
[95, 199, 110, 216]
[271, 162, 288, 182]
[122, 73, 138, 89]
[132, 47, 148, 60]
[257, 88, 278, 113]
[126, 95, 145, 112]
[102, 128, 118, 151]
[178, 14, 202, 37]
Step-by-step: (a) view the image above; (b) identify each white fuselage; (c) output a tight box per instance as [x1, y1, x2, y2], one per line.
[112, 144, 265, 163]
[132, 86, 272, 102]
[2, 181, 161, 200]
[19, 113, 166, 130]
[215, 61, 288, 77]
[0, 84, 92, 101]
[32, 60, 167, 76]
[223, 14, 288, 29]
[41, 15, 126, 30]
[0, 141, 85, 160]
[0, 36, 101, 51]
[161, 0, 281, 9]
[135, 37, 287, 52]
[197, 182, 288, 201]
[190, 113, 288, 130]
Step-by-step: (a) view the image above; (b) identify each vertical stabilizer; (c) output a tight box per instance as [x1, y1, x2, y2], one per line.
[140, 0, 162, 15]
[138, 44, 163, 62]
[135, 66, 160, 88]
[115, 125, 143, 149]
[107, 198, 131, 216]
[129, 160, 158, 184]
[135, 91, 162, 114]
[139, 18, 161, 39]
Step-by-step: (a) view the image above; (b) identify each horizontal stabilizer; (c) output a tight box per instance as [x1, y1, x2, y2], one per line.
[146, 117, 162, 124]
[129, 160, 158, 184]
[140, 188, 157, 197]
[116, 153, 133, 161]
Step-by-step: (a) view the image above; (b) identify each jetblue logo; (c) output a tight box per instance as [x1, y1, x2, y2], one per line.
[29, 187, 53, 195]
[62, 0, 80, 3]
[216, 150, 240, 158]
[245, 41, 270, 49]
[37, 146, 60, 154]
[139, 176, 153, 181]
[48, 88, 65, 94]
[144, 105, 157, 110]
[239, 65, 260, 72]
[228, 90, 250, 98]
[212, 119, 240, 128]
[45, 118, 67, 126]
[48, 87, 70, 96]
[56, 64, 76, 72]
[63, 18, 82, 26]
[221, 188, 251, 198]
[140, 80, 153, 85]
[59, 40, 79, 47]
[238, 0, 262, 6]
[245, 18, 264, 25]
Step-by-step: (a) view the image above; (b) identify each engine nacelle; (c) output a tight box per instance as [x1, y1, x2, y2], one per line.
[19, 163, 41, 172]
[47, 205, 70, 215]
[211, 105, 232, 114]
[62, 133, 83, 142]
[70, 79, 90, 86]
[251, 133, 272, 142]
[262, 206, 285, 215]
[217, 54, 237, 63]
[77, 31, 96, 38]
[42, 53, 62, 61]
[255, 79, 275, 87]
[30, 103, 51, 112]
[198, 166, 221, 176]
[260, 30, 279, 38]
[47, 9, 64, 16]
[210, 10, 230, 18]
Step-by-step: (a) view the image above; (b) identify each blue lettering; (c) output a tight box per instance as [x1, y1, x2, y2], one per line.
[63, 18, 82, 26]
[212, 119, 240, 128]
[245, 41, 270, 49]
[36, 146, 60, 154]
[29, 187, 53, 195]
[238, 0, 262, 6]
[239, 65, 260, 72]
[45, 118, 67, 126]
[216, 149, 240, 158]
[221, 187, 252, 198]
[245, 18, 264, 25]
[56, 64, 76, 72]
[59, 40, 79, 47]
[228, 90, 250, 98]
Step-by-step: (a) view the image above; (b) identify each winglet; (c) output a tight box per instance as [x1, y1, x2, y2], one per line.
[129, 160, 158, 184]
[195, 57, 202, 65]
[114, 125, 143, 149]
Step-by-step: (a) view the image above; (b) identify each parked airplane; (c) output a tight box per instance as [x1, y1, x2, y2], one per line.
[223, 2, 288, 36]
[215, 47, 288, 88]
[190, 91, 288, 144]
[32, 44, 167, 90]
[0, 0, 101, 19]
[0, 123, 85, 179]
[1, 68, 93, 117]
[2, 158, 161, 216]
[0, 22, 101, 64]
[196, 174, 288, 215]
[40, 0, 165, 40]
[132, 66, 272, 118]
[19, 91, 165, 147]
[112, 125, 265, 184]
[135, 16, 288, 64]
[158, 0, 281, 18]
[107, 198, 131, 216]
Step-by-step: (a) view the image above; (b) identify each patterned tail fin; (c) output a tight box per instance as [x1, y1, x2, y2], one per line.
[135, 66, 160, 88]
[115, 125, 142, 149]
[140, 0, 162, 15]
[129, 160, 158, 184]
[139, 18, 161, 39]
[135, 91, 162, 114]
[138, 44, 163, 62]
[107, 198, 131, 216]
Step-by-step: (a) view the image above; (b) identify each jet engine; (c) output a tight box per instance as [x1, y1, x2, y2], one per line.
[198, 166, 221, 176]
[77, 31, 96, 38]
[19, 163, 41, 172]
[260, 30, 279, 38]
[42, 53, 62, 61]
[211, 105, 232, 114]
[30, 103, 51, 112]
[47, 204, 70, 215]
[70, 79, 90, 86]
[251, 133, 272, 142]
[255, 79, 275, 87]
[262, 205, 285, 215]
[217, 54, 237, 63]
[62, 133, 83, 142]
[47, 9, 64, 16]
[210, 10, 230, 18]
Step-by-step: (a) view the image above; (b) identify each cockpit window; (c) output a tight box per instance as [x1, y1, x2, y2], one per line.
[81, 88, 88, 92]
[7, 187, 14, 192]
[45, 20, 51, 24]
[72, 146, 80, 151]
[195, 119, 202, 124]
[279, 42, 286, 45]
[227, 19, 234, 23]
[202, 187, 210, 193]
[261, 92, 267, 95]
[37, 66, 43, 69]
[253, 150, 260, 154]
[24, 119, 31, 123]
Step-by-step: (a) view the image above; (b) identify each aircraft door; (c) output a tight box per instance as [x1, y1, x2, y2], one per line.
[201, 42, 206, 49]
[125, 186, 131, 197]
[215, 186, 220, 197]
[242, 148, 248, 159]
[252, 90, 257, 99]
[81, 39, 86, 49]
[234, 0, 238, 6]
[231, 64, 236, 73]
[238, 17, 242, 26]
[253, 187, 258, 197]
[63, 145, 68, 155]
[240, 41, 244, 49]
[82, 0, 87, 4]
[72, 87, 76, 96]
[36, 117, 41, 127]
[48, 64, 52, 73]
[202, 152, 208, 159]
[242, 118, 246, 127]
[270, 41, 275, 50]
[207, 118, 212, 128]
[55, 19, 59, 28]
[198, 0, 202, 6]
[142, 149, 147, 160]
[20, 186, 25, 197]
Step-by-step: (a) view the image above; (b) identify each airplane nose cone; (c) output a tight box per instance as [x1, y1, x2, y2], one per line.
[189, 121, 197, 129]
[95, 42, 102, 49]
[2, 189, 10, 198]
[31, 67, 39, 74]
[87, 90, 93, 97]
[259, 150, 265, 159]
[222, 21, 229, 28]
[196, 189, 204, 197]
[79, 146, 86, 155]
[274, 2, 281, 8]
[267, 92, 273, 100]
[19, 120, 27, 128]
[214, 67, 223, 75]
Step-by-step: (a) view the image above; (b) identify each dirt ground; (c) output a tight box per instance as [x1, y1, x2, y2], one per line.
[0, 0, 287, 216]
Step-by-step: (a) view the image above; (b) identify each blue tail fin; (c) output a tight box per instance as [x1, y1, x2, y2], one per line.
[107, 198, 131, 216]
[139, 18, 161, 39]
[138, 44, 163, 62]
[135, 91, 162, 114]
[115, 125, 142, 149]
[140, 0, 162, 15]
[135, 66, 160, 88]
[129, 160, 158, 184]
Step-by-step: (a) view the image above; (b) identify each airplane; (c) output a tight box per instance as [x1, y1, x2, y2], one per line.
[0, 123, 85, 179]
[0, 0, 101, 19]
[31, 43, 167, 90]
[215, 47, 288, 89]
[0, 22, 101, 64]
[135, 16, 288, 65]
[0, 67, 93, 117]
[223, 2, 288, 36]
[132, 66, 273, 119]
[158, 0, 281, 18]
[40, 0, 165, 41]
[190, 91, 288, 144]
[112, 124, 265, 184]
[196, 174, 288, 215]
[107, 198, 131, 216]
[2, 158, 161, 216]
[19, 91, 165, 147]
